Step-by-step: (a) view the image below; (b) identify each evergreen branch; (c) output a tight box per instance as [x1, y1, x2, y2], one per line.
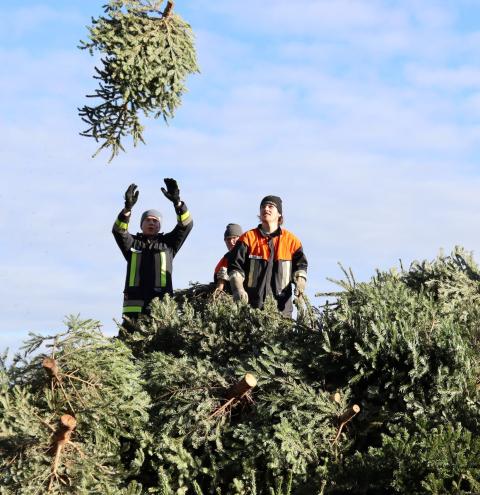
[32, 411, 56, 434]
[79, 0, 199, 161]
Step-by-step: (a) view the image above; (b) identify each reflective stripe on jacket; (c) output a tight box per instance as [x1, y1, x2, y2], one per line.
[112, 202, 193, 314]
[228, 226, 307, 316]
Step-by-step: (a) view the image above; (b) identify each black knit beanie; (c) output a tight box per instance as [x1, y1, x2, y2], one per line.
[260, 195, 282, 214]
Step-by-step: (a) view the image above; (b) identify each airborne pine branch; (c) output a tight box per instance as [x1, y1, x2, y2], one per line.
[78, 0, 199, 162]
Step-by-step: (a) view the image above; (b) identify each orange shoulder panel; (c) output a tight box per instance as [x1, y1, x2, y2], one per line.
[240, 228, 270, 260]
[275, 229, 302, 261]
[214, 256, 228, 275]
[238, 229, 257, 246]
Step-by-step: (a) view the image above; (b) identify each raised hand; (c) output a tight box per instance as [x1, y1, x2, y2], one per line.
[161, 178, 180, 205]
[124, 183, 139, 210]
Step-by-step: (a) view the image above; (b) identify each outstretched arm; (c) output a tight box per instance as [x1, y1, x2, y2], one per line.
[112, 184, 138, 260]
[161, 178, 193, 256]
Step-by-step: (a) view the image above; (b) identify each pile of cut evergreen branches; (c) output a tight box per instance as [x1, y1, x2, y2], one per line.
[2, 248, 480, 494]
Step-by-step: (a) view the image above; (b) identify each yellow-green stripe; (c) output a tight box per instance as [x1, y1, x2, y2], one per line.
[160, 251, 167, 287]
[129, 252, 138, 287]
[177, 211, 190, 222]
[115, 218, 128, 230]
[123, 306, 142, 313]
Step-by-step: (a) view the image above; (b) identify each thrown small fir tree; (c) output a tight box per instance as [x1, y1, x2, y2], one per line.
[79, 0, 199, 161]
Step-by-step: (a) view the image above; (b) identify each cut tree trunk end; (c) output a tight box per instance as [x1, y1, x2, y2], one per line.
[209, 374, 258, 419]
[56, 414, 77, 438]
[48, 414, 77, 491]
[338, 404, 360, 424]
[163, 1, 174, 18]
[43, 357, 60, 381]
[226, 373, 257, 400]
[330, 392, 341, 404]
[333, 404, 360, 444]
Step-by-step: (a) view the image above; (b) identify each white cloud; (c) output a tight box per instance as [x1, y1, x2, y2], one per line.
[2, 1, 480, 352]
[406, 64, 480, 89]
[0, 5, 82, 38]
[207, 0, 408, 35]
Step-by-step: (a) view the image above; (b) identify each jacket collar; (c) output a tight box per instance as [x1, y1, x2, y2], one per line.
[136, 232, 162, 242]
[257, 225, 282, 239]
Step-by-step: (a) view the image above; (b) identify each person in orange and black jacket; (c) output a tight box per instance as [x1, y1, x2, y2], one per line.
[228, 195, 307, 317]
[112, 179, 193, 324]
[213, 223, 243, 292]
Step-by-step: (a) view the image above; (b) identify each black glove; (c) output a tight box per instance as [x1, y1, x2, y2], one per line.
[161, 178, 181, 205]
[124, 183, 139, 210]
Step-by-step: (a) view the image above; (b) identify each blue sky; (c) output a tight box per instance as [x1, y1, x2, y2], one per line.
[2, 1, 480, 352]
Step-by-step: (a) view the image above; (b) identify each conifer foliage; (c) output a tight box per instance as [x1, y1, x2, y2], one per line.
[78, 0, 199, 161]
[0, 316, 150, 494]
[2, 248, 480, 493]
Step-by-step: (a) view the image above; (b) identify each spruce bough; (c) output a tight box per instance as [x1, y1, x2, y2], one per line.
[79, 0, 199, 162]
[2, 247, 480, 493]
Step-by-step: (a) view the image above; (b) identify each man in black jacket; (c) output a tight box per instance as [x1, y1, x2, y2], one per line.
[228, 195, 307, 317]
[112, 178, 193, 326]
